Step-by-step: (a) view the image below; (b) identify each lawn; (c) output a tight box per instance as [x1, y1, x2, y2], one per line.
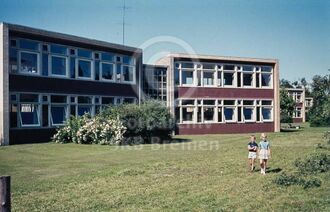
[0, 124, 329, 211]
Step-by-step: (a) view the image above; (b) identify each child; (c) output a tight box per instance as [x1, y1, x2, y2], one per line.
[247, 135, 258, 172]
[259, 133, 271, 175]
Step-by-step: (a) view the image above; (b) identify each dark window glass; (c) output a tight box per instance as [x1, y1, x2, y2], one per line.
[42, 105, 48, 127]
[10, 104, 18, 128]
[238, 107, 242, 122]
[102, 97, 114, 105]
[204, 107, 214, 121]
[20, 94, 39, 102]
[224, 100, 235, 105]
[94, 53, 100, 60]
[95, 61, 100, 80]
[181, 63, 194, 69]
[70, 49, 76, 55]
[123, 66, 134, 82]
[242, 65, 253, 72]
[19, 39, 39, 50]
[20, 52, 38, 73]
[78, 49, 92, 58]
[123, 56, 134, 65]
[78, 106, 91, 116]
[182, 100, 194, 105]
[257, 107, 261, 121]
[261, 73, 271, 86]
[102, 63, 114, 80]
[101, 52, 113, 61]
[20, 104, 39, 126]
[50, 44, 67, 55]
[70, 105, 76, 116]
[223, 64, 235, 70]
[42, 96, 48, 102]
[70, 57, 75, 78]
[182, 70, 194, 84]
[197, 107, 202, 122]
[51, 56, 66, 75]
[10, 39, 17, 47]
[218, 108, 222, 122]
[42, 54, 48, 76]
[262, 100, 272, 105]
[237, 72, 241, 87]
[256, 73, 260, 87]
[51, 95, 67, 103]
[78, 60, 91, 78]
[9, 48, 18, 73]
[262, 108, 272, 120]
[42, 44, 48, 52]
[203, 72, 214, 85]
[175, 107, 180, 122]
[244, 108, 253, 120]
[70, 97, 75, 103]
[224, 72, 234, 86]
[10, 94, 17, 101]
[78, 96, 92, 104]
[243, 73, 253, 86]
[224, 107, 234, 121]
[261, 66, 272, 72]
[94, 97, 100, 104]
[243, 100, 254, 105]
[116, 64, 122, 81]
[182, 107, 194, 121]
[51, 106, 66, 125]
[174, 68, 180, 85]
[203, 63, 215, 69]
[204, 100, 215, 105]
[116, 56, 122, 62]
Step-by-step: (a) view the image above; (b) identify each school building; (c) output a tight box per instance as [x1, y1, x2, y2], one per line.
[1, 23, 280, 145]
[285, 88, 306, 123]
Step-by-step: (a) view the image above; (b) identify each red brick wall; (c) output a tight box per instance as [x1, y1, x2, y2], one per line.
[178, 87, 274, 99]
[177, 122, 274, 135]
[293, 118, 303, 123]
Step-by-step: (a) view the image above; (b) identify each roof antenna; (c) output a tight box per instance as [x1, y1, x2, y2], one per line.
[122, 0, 126, 45]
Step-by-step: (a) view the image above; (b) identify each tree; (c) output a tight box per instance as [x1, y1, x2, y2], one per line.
[280, 88, 295, 123]
[280, 79, 293, 88]
[308, 74, 330, 127]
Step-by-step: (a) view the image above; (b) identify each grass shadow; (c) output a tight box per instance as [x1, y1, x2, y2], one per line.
[162, 138, 192, 144]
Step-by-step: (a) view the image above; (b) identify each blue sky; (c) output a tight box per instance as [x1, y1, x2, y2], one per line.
[1, 0, 329, 81]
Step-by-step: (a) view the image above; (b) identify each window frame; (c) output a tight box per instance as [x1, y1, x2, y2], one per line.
[18, 50, 40, 75]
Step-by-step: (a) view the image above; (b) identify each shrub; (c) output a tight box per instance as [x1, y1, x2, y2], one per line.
[101, 100, 175, 144]
[294, 153, 330, 174]
[324, 131, 330, 145]
[273, 173, 321, 189]
[53, 115, 126, 145]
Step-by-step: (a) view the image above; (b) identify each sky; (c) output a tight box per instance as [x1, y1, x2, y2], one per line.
[0, 0, 329, 81]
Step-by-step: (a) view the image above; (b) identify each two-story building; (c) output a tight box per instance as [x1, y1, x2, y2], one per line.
[286, 88, 306, 123]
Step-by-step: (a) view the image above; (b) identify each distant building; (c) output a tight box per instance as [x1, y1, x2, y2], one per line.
[286, 88, 306, 123]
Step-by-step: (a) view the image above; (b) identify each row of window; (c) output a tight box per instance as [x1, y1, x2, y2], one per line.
[293, 107, 302, 118]
[10, 93, 137, 128]
[175, 99, 273, 124]
[288, 92, 303, 103]
[9, 38, 136, 84]
[174, 62, 273, 88]
[143, 68, 167, 101]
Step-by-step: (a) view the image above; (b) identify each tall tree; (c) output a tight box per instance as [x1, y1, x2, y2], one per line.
[280, 88, 295, 123]
[308, 74, 330, 127]
[280, 79, 293, 88]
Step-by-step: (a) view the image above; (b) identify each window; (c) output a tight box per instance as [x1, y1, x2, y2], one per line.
[261, 73, 271, 87]
[217, 71, 222, 86]
[224, 72, 234, 86]
[50, 44, 67, 55]
[20, 104, 40, 126]
[204, 107, 215, 121]
[203, 71, 214, 86]
[20, 52, 38, 74]
[19, 39, 39, 51]
[243, 107, 254, 121]
[217, 108, 222, 122]
[182, 107, 194, 122]
[78, 49, 92, 58]
[51, 106, 67, 125]
[182, 70, 194, 85]
[78, 106, 92, 116]
[123, 56, 134, 65]
[101, 62, 114, 80]
[102, 97, 114, 105]
[262, 108, 272, 121]
[101, 53, 114, 61]
[224, 107, 235, 121]
[243, 73, 253, 86]
[123, 98, 136, 104]
[78, 96, 92, 104]
[123, 66, 134, 82]
[261, 66, 272, 72]
[51, 56, 67, 76]
[78, 60, 92, 78]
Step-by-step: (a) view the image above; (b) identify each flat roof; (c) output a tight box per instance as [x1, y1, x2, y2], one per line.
[165, 53, 278, 64]
[2, 22, 142, 54]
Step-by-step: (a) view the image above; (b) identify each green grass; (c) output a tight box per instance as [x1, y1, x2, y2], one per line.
[1, 124, 330, 211]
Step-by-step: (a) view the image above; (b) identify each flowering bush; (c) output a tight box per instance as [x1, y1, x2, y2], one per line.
[53, 115, 126, 145]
